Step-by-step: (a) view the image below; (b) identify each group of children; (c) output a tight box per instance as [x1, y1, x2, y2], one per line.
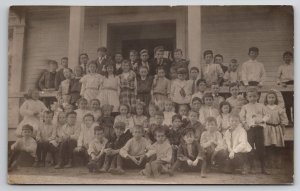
[8, 46, 293, 179]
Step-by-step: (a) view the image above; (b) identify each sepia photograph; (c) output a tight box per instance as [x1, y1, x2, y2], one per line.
[7, 5, 294, 184]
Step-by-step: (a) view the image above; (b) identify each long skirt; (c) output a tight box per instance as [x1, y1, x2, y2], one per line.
[264, 124, 285, 147]
[98, 89, 120, 112]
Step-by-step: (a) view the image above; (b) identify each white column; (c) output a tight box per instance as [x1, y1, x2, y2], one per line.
[68, 6, 85, 70]
[187, 6, 202, 70]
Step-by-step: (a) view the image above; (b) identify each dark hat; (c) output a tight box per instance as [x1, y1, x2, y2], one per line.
[182, 127, 195, 136]
[154, 46, 164, 53]
[22, 124, 33, 132]
[140, 49, 148, 55]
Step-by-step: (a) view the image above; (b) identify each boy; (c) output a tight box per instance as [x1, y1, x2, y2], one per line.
[172, 49, 189, 77]
[214, 54, 228, 73]
[226, 83, 246, 114]
[178, 104, 190, 127]
[240, 87, 270, 174]
[190, 97, 202, 113]
[170, 128, 206, 177]
[215, 114, 252, 174]
[199, 93, 219, 125]
[79, 53, 89, 74]
[96, 47, 111, 75]
[38, 60, 58, 91]
[8, 125, 37, 171]
[185, 110, 205, 142]
[189, 67, 200, 94]
[241, 47, 266, 86]
[87, 126, 108, 173]
[57, 68, 73, 105]
[97, 104, 115, 139]
[129, 50, 139, 74]
[35, 111, 56, 167]
[223, 59, 241, 85]
[191, 79, 207, 103]
[152, 66, 171, 105]
[152, 46, 172, 78]
[170, 68, 193, 106]
[141, 127, 173, 177]
[114, 52, 123, 75]
[118, 125, 151, 174]
[55, 111, 81, 169]
[168, 114, 184, 162]
[138, 49, 154, 76]
[200, 50, 224, 86]
[55, 57, 69, 90]
[103, 122, 130, 173]
[162, 99, 176, 127]
[211, 82, 225, 109]
[148, 110, 168, 143]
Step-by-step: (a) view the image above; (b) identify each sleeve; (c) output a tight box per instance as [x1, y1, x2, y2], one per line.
[36, 126, 41, 141]
[54, 72, 61, 90]
[87, 141, 95, 156]
[196, 142, 205, 160]
[233, 129, 248, 153]
[11, 140, 20, 151]
[262, 105, 270, 123]
[170, 81, 176, 99]
[259, 63, 266, 85]
[79, 76, 86, 96]
[215, 132, 225, 151]
[200, 132, 210, 148]
[119, 139, 132, 158]
[199, 109, 206, 125]
[38, 72, 46, 90]
[77, 128, 84, 147]
[279, 107, 289, 126]
[277, 66, 283, 84]
[28, 139, 37, 157]
[223, 71, 229, 81]
[224, 132, 231, 151]
[239, 105, 247, 125]
[241, 63, 248, 85]
[216, 115, 222, 131]
[145, 144, 156, 158]
[49, 126, 57, 141]
[217, 64, 224, 78]
[161, 144, 173, 163]
[19, 101, 34, 117]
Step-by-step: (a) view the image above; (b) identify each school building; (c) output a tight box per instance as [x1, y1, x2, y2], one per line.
[8, 6, 294, 140]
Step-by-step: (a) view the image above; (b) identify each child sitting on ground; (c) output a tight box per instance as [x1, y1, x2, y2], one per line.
[216, 101, 232, 135]
[170, 127, 206, 177]
[190, 97, 202, 113]
[141, 127, 173, 178]
[185, 110, 205, 142]
[97, 104, 115, 141]
[114, 104, 135, 140]
[8, 125, 37, 171]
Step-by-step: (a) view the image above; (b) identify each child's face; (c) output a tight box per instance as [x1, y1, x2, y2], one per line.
[283, 54, 292, 64]
[155, 115, 164, 125]
[188, 112, 198, 123]
[221, 105, 230, 114]
[74, 67, 83, 77]
[204, 54, 213, 64]
[114, 128, 125, 137]
[129, 52, 138, 62]
[214, 56, 223, 65]
[120, 105, 128, 115]
[44, 113, 53, 124]
[211, 85, 220, 94]
[172, 118, 182, 129]
[155, 132, 166, 143]
[157, 69, 165, 78]
[102, 107, 112, 116]
[156, 51, 164, 59]
[136, 105, 144, 115]
[164, 102, 173, 112]
[183, 132, 195, 144]
[230, 86, 239, 97]
[31, 91, 40, 100]
[204, 97, 213, 106]
[206, 121, 217, 132]
[170, 68, 177, 80]
[198, 82, 206, 92]
[132, 128, 143, 139]
[98, 50, 106, 57]
[247, 92, 258, 103]
[148, 106, 156, 117]
[174, 51, 182, 60]
[141, 53, 149, 62]
[179, 106, 188, 116]
[122, 63, 130, 72]
[190, 70, 199, 80]
[49, 63, 58, 72]
[115, 54, 123, 63]
[139, 68, 148, 77]
[61, 59, 68, 68]
[67, 114, 77, 125]
[248, 51, 258, 60]
[95, 130, 105, 140]
[177, 73, 185, 81]
[88, 64, 97, 73]
[191, 100, 201, 112]
[64, 105, 73, 113]
[58, 113, 66, 124]
[79, 54, 89, 64]
[84, 116, 94, 127]
[79, 100, 88, 110]
[229, 117, 240, 129]
[231, 63, 238, 71]
[267, 93, 276, 105]
[107, 65, 114, 74]
[91, 100, 100, 111]
[63, 69, 72, 79]
[22, 129, 33, 138]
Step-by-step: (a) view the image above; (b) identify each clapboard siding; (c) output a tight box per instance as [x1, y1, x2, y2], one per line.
[22, 8, 69, 91]
[201, 6, 293, 85]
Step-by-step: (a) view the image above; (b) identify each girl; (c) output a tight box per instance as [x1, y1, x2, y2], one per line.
[75, 98, 89, 125]
[264, 90, 288, 168]
[80, 61, 104, 102]
[97, 104, 115, 141]
[226, 83, 247, 115]
[133, 102, 148, 128]
[162, 99, 176, 127]
[51, 111, 67, 147]
[114, 104, 134, 139]
[16, 89, 48, 138]
[199, 93, 219, 125]
[216, 101, 232, 135]
[97, 63, 120, 113]
[137, 66, 154, 106]
[152, 66, 171, 105]
[89, 99, 102, 121]
[70, 65, 82, 105]
[119, 60, 137, 112]
[148, 103, 158, 125]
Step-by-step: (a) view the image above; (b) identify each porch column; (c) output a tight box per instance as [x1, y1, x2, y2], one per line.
[68, 6, 85, 70]
[187, 6, 202, 70]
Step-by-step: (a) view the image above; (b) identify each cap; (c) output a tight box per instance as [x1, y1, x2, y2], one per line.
[140, 49, 148, 55]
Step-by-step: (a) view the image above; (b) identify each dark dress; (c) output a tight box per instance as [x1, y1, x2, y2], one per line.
[97, 116, 115, 142]
[137, 76, 154, 106]
[150, 58, 172, 79]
